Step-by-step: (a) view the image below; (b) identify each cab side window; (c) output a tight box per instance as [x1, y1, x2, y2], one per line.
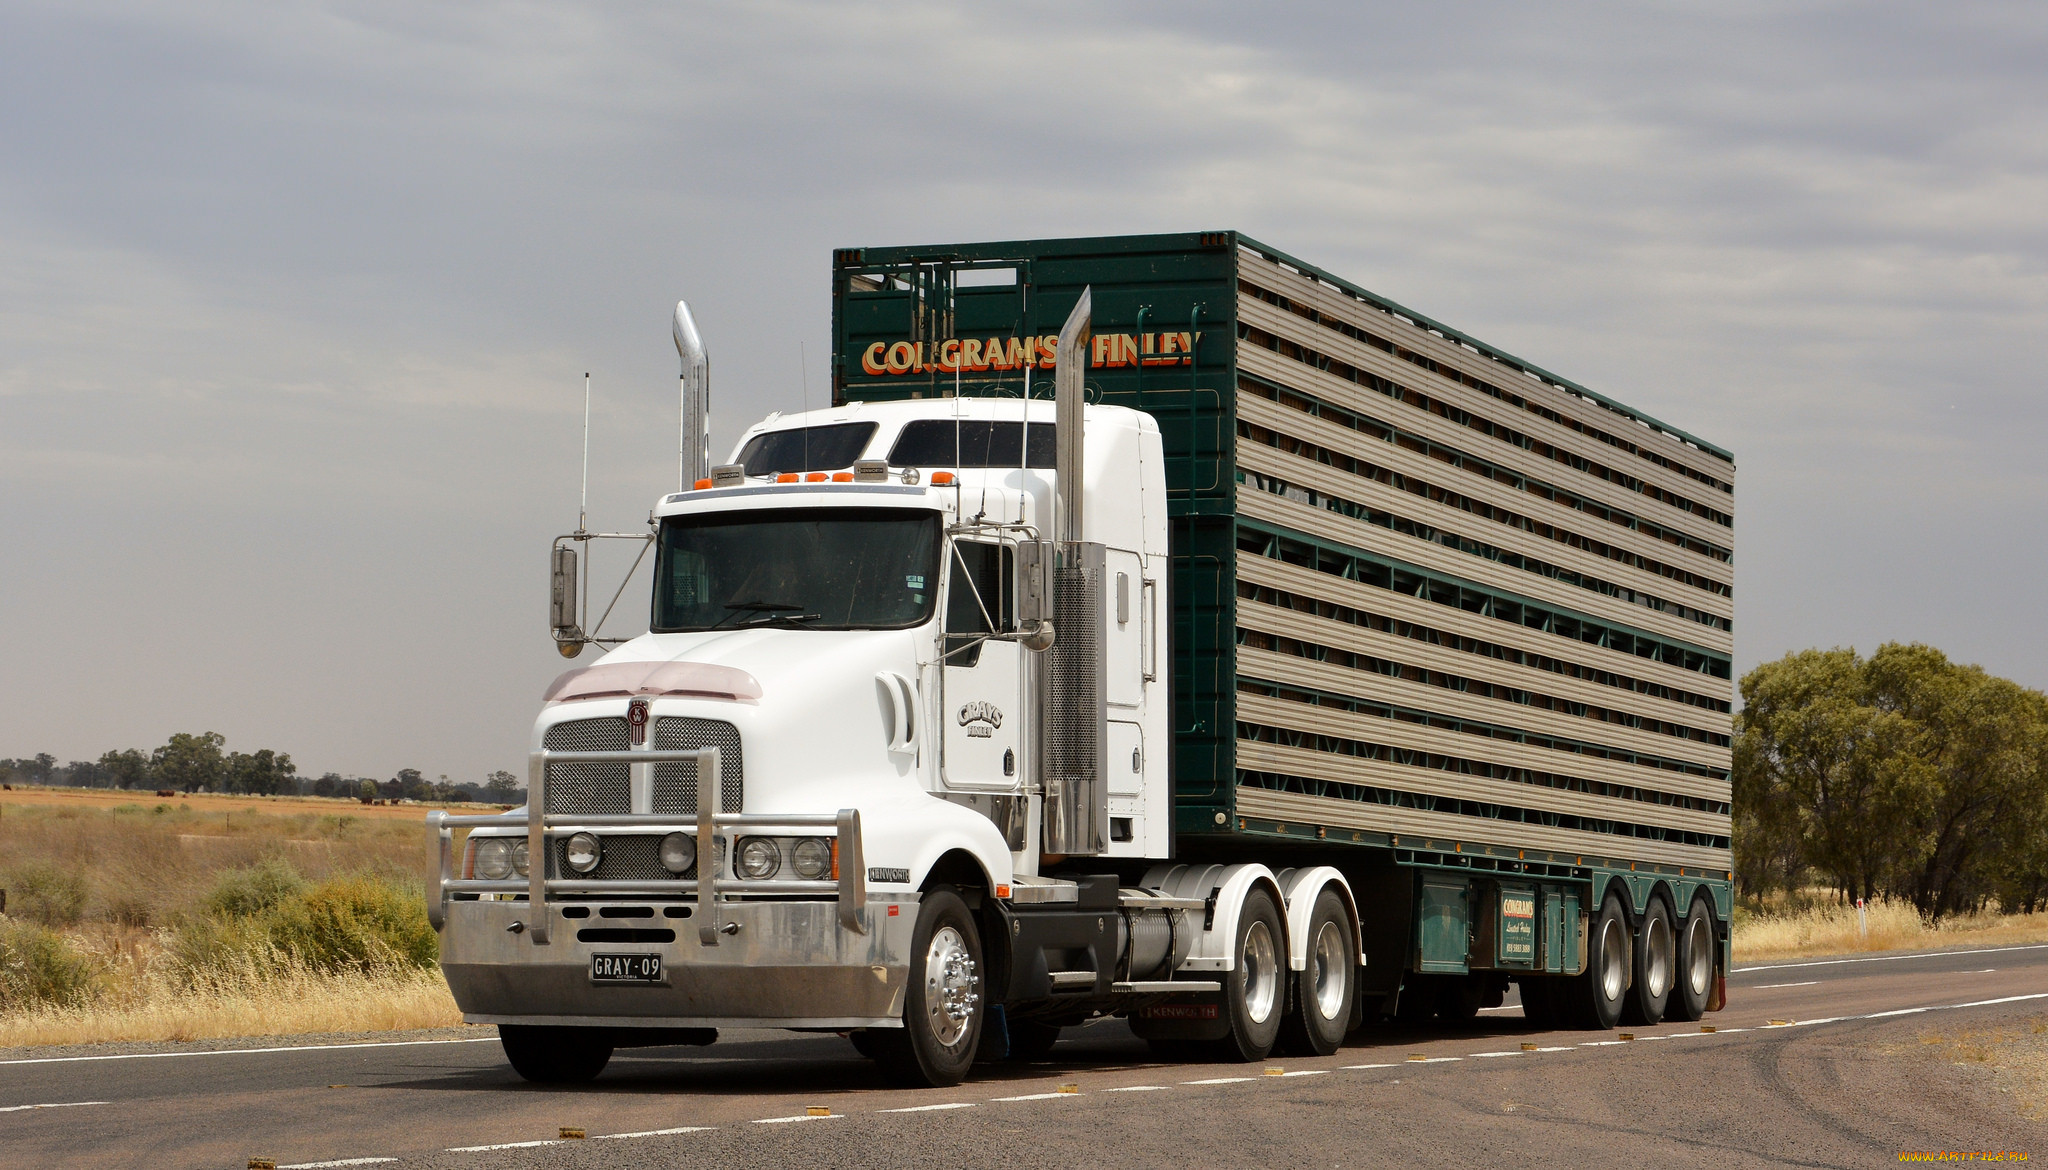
[944, 540, 1013, 666]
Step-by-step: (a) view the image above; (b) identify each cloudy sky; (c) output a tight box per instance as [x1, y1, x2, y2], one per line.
[4, 1, 2043, 783]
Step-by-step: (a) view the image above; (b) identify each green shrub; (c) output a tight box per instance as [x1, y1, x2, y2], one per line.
[0, 861, 88, 927]
[261, 875, 437, 971]
[203, 858, 307, 918]
[0, 920, 101, 1009]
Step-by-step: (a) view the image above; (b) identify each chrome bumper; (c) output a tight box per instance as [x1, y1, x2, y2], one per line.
[440, 897, 918, 1028]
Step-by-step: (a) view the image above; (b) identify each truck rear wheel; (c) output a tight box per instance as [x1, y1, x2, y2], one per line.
[1570, 891, 1630, 1029]
[870, 887, 983, 1087]
[1668, 897, 1715, 1022]
[1278, 889, 1354, 1056]
[1621, 897, 1674, 1026]
[498, 1025, 614, 1083]
[1207, 886, 1285, 1062]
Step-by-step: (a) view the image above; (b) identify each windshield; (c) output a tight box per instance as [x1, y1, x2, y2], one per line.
[653, 508, 940, 632]
[733, 422, 878, 476]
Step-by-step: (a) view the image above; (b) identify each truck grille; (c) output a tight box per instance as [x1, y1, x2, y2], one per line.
[541, 717, 629, 816]
[652, 717, 744, 815]
[549, 832, 706, 882]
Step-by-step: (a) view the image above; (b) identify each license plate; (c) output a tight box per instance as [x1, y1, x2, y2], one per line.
[590, 953, 663, 983]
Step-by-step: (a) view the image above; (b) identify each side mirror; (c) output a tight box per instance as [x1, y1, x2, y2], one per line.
[1013, 541, 1055, 651]
[551, 546, 585, 658]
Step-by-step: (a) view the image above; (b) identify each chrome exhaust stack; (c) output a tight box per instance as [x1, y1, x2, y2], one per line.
[674, 300, 710, 490]
[1042, 288, 1107, 857]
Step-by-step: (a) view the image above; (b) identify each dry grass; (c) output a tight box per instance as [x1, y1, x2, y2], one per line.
[1733, 896, 2048, 963]
[1915, 1016, 2048, 1120]
[0, 782, 501, 820]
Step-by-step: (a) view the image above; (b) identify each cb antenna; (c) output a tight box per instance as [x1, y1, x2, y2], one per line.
[674, 301, 710, 489]
[578, 372, 591, 534]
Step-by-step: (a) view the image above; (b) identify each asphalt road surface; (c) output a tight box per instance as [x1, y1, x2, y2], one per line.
[6, 943, 2046, 1169]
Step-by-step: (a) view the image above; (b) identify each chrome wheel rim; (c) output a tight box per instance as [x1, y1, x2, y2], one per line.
[922, 925, 979, 1047]
[1643, 912, 1673, 1000]
[1310, 920, 1347, 1021]
[1684, 913, 1713, 998]
[1241, 919, 1280, 1025]
[1597, 915, 1627, 1003]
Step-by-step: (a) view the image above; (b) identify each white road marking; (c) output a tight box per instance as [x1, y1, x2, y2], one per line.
[1342, 1063, 1398, 1069]
[1533, 1046, 1575, 1052]
[754, 1113, 844, 1123]
[279, 1160, 399, 1168]
[993, 1091, 1080, 1101]
[1469, 1051, 1524, 1058]
[1580, 1040, 1627, 1047]
[1754, 981, 1820, 989]
[1279, 1070, 1328, 1077]
[1865, 1008, 1928, 1019]
[595, 1126, 717, 1138]
[0, 1100, 109, 1113]
[877, 1102, 976, 1112]
[1104, 1085, 1170, 1092]
[1733, 943, 2048, 974]
[1181, 1077, 1255, 1084]
[0, 1037, 499, 1067]
[445, 1140, 560, 1151]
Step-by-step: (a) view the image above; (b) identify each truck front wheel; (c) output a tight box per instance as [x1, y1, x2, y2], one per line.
[871, 887, 983, 1087]
[498, 1025, 614, 1083]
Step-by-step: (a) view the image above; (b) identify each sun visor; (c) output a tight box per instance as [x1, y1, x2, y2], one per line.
[543, 660, 763, 704]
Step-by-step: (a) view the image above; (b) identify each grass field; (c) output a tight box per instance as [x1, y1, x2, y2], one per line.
[2, 795, 2042, 1048]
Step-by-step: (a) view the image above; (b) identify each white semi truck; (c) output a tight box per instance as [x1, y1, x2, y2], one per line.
[430, 233, 1735, 1088]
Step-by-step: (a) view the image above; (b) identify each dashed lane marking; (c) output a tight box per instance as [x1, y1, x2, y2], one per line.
[876, 1103, 976, 1113]
[1754, 981, 1820, 989]
[1278, 1070, 1328, 1077]
[754, 1113, 845, 1124]
[278, 1160, 399, 1168]
[1733, 943, 2048, 974]
[0, 1037, 499, 1066]
[595, 1127, 717, 1138]
[0, 1100, 109, 1113]
[1341, 1063, 1398, 1069]
[993, 1092, 1082, 1101]
[1104, 1085, 1170, 1092]
[1469, 1051, 1524, 1058]
[1181, 1077, 1256, 1084]
[444, 1140, 560, 1152]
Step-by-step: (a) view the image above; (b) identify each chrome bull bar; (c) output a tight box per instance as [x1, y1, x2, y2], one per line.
[427, 745, 866, 945]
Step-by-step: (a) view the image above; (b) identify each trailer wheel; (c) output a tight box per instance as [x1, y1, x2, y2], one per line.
[1278, 888, 1355, 1056]
[1621, 897, 1674, 1026]
[870, 886, 983, 1087]
[1570, 891, 1630, 1029]
[498, 1025, 614, 1083]
[1668, 897, 1715, 1022]
[1207, 886, 1286, 1062]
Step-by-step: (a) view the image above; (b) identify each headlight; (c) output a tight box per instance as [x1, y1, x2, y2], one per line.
[790, 837, 832, 880]
[564, 832, 603, 874]
[659, 832, 696, 875]
[737, 836, 780, 879]
[511, 838, 529, 877]
[474, 837, 513, 880]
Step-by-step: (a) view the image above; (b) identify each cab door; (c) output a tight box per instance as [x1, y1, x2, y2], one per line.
[940, 538, 1022, 789]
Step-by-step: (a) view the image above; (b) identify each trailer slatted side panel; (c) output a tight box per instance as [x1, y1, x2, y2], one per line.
[1228, 248, 1732, 873]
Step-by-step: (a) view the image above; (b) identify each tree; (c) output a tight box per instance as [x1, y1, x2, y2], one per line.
[98, 748, 152, 790]
[311, 772, 345, 798]
[25, 753, 56, 784]
[225, 748, 297, 796]
[484, 770, 519, 802]
[152, 732, 227, 793]
[63, 759, 111, 788]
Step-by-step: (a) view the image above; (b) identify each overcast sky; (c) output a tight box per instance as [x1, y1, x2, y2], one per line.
[4, 1, 2044, 784]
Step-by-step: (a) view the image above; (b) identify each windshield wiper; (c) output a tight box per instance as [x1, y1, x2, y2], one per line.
[743, 610, 821, 628]
[708, 600, 803, 630]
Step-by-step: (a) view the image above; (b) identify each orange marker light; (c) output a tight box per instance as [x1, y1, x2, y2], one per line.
[995, 884, 1011, 899]
[832, 471, 853, 482]
[777, 473, 799, 484]
[931, 471, 956, 485]
[806, 471, 829, 482]
[694, 478, 713, 490]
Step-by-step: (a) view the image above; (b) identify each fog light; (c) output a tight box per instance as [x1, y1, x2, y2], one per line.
[564, 832, 602, 874]
[659, 832, 696, 875]
[511, 838, 529, 877]
[791, 837, 832, 880]
[737, 837, 781, 879]
[474, 837, 513, 880]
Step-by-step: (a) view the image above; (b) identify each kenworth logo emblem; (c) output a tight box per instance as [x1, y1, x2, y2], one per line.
[626, 697, 650, 747]
[957, 701, 1003, 738]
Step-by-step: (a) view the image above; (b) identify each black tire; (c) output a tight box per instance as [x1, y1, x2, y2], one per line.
[498, 1025, 613, 1083]
[1621, 897, 1674, 1026]
[1669, 897, 1715, 1022]
[1278, 889, 1356, 1056]
[1435, 975, 1485, 1024]
[869, 887, 983, 1087]
[1005, 1020, 1063, 1061]
[1569, 891, 1630, 1029]
[1206, 887, 1286, 1062]
[849, 1029, 880, 1059]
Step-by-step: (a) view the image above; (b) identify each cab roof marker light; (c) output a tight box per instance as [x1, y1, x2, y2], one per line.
[832, 471, 853, 482]
[931, 471, 956, 486]
[806, 471, 829, 483]
[777, 473, 800, 484]
[693, 478, 713, 490]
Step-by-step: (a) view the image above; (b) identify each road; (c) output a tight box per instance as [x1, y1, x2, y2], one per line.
[5, 943, 2045, 1169]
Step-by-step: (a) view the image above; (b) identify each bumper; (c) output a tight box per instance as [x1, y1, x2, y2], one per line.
[441, 897, 919, 1029]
